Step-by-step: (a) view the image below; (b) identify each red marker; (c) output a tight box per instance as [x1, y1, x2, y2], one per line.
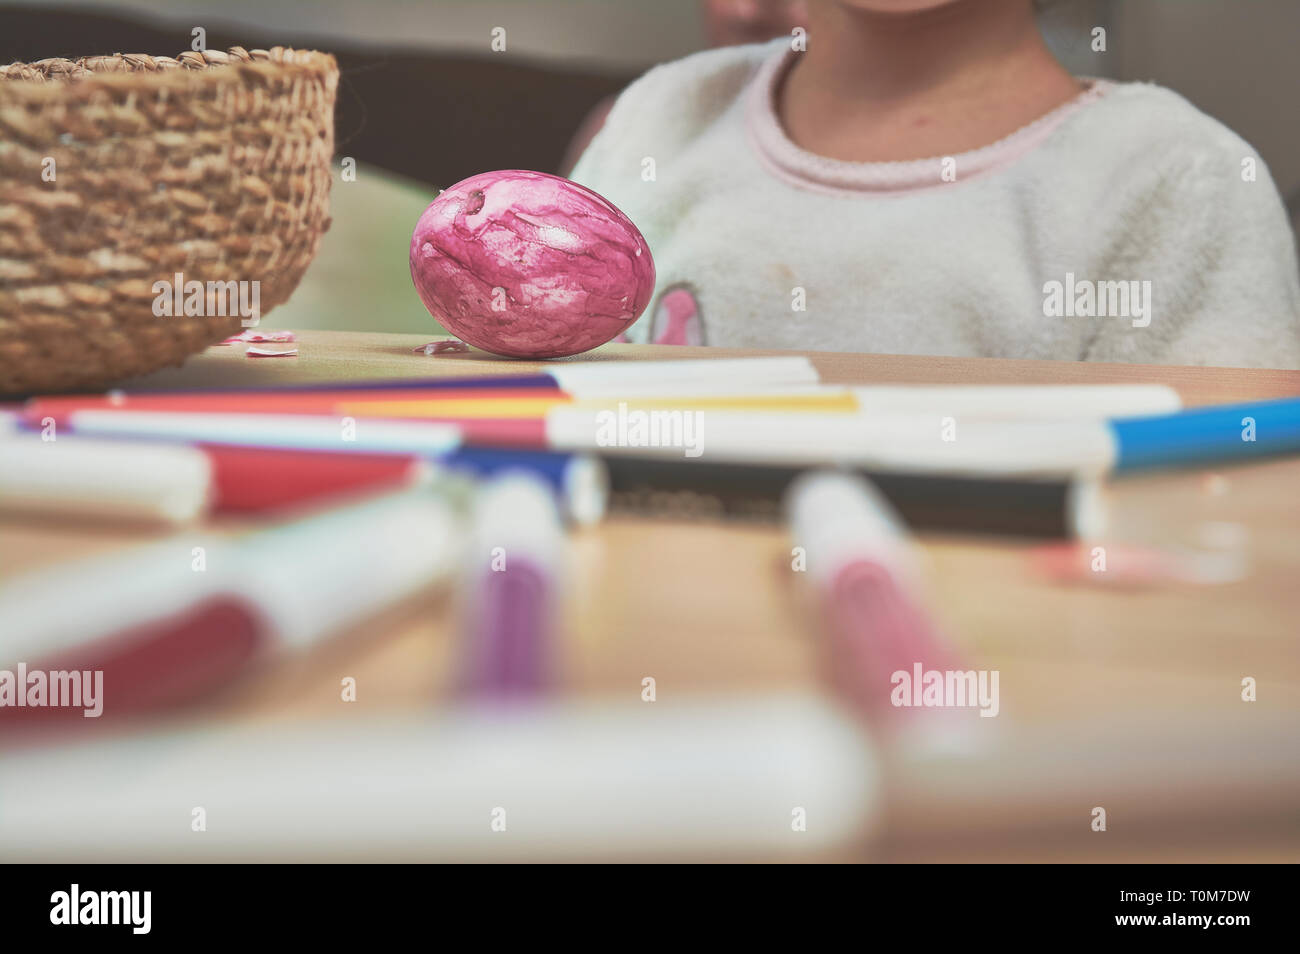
[0, 432, 435, 524]
[205, 444, 430, 514]
[0, 488, 462, 733]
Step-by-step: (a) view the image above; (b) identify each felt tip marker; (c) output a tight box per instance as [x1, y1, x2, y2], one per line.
[3, 696, 1289, 859]
[11, 420, 604, 526]
[53, 410, 463, 456]
[322, 383, 1177, 421]
[28, 382, 1180, 429]
[0, 486, 464, 729]
[0, 692, 877, 860]
[457, 473, 565, 698]
[549, 396, 1300, 477]
[0, 432, 436, 524]
[1109, 396, 1300, 472]
[97, 355, 822, 397]
[786, 471, 972, 736]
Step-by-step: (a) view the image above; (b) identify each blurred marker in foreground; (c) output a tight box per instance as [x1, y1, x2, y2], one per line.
[786, 471, 972, 738]
[0, 693, 878, 861]
[0, 695, 1293, 861]
[458, 473, 565, 698]
[0, 486, 464, 727]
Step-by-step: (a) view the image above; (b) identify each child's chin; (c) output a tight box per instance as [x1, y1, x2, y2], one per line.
[835, 0, 966, 14]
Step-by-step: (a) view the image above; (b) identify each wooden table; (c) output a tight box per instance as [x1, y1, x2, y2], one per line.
[5, 331, 1299, 862]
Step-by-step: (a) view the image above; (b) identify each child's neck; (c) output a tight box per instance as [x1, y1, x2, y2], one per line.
[779, 1, 1083, 162]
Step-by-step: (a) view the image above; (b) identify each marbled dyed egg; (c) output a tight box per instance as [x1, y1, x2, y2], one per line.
[409, 170, 656, 358]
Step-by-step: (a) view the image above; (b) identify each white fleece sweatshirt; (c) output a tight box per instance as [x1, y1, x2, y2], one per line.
[569, 39, 1300, 369]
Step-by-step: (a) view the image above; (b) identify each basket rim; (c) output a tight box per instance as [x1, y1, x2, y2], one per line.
[0, 46, 337, 95]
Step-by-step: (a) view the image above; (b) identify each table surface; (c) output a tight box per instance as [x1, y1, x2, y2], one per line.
[6, 331, 1300, 863]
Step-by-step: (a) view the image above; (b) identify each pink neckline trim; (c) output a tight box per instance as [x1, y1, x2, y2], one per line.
[745, 44, 1111, 196]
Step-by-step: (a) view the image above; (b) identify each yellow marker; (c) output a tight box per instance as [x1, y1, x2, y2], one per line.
[339, 392, 861, 419]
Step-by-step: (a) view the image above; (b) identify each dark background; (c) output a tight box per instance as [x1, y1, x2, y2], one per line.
[0, 3, 630, 188]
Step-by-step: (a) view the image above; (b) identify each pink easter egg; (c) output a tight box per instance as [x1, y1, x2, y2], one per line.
[409, 170, 656, 358]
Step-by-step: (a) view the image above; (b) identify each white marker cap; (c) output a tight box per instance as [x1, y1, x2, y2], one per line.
[785, 470, 917, 589]
[471, 471, 565, 570]
[0, 433, 211, 526]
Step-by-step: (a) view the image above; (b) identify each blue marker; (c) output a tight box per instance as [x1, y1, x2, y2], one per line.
[1111, 397, 1300, 473]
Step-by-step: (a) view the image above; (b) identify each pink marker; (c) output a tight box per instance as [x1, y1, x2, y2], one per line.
[786, 471, 975, 735]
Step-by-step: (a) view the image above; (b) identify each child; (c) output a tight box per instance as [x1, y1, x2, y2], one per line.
[569, 0, 1300, 368]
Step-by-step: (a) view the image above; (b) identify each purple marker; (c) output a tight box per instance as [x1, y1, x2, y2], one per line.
[458, 472, 564, 697]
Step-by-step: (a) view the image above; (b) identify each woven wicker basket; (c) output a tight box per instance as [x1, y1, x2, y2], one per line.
[0, 47, 338, 394]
